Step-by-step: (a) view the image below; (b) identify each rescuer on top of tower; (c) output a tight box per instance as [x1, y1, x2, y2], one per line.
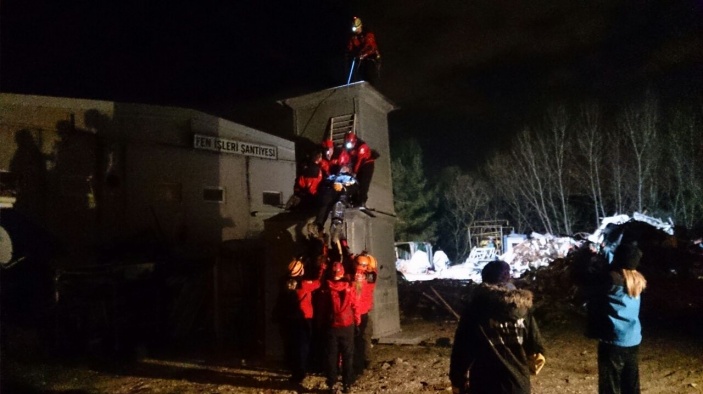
[346, 16, 381, 85]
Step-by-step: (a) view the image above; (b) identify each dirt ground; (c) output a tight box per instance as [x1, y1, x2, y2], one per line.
[3, 296, 702, 394]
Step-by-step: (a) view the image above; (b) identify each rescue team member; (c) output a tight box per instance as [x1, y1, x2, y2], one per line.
[352, 253, 377, 378]
[450, 260, 546, 394]
[273, 257, 326, 385]
[286, 150, 325, 210]
[346, 16, 381, 85]
[322, 261, 360, 393]
[321, 139, 351, 177]
[311, 165, 359, 237]
[343, 132, 375, 209]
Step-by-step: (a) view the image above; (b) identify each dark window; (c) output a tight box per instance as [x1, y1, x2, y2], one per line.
[263, 191, 281, 206]
[203, 187, 225, 203]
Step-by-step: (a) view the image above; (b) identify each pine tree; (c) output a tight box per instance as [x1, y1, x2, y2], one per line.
[391, 139, 438, 241]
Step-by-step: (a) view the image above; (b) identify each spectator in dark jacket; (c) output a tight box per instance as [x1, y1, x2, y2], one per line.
[449, 260, 545, 394]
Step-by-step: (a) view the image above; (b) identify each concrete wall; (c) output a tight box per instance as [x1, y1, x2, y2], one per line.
[0, 94, 106, 260]
[0, 93, 296, 266]
[282, 82, 396, 215]
[343, 210, 401, 338]
[262, 83, 401, 357]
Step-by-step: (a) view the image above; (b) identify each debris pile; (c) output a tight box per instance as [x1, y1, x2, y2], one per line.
[397, 212, 698, 283]
[501, 233, 581, 276]
[397, 212, 703, 320]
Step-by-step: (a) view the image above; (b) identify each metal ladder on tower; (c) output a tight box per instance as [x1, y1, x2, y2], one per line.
[328, 113, 356, 143]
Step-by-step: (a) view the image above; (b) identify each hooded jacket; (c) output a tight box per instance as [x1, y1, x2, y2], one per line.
[450, 283, 545, 394]
[325, 278, 361, 328]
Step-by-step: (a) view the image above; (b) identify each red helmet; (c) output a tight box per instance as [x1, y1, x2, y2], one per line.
[344, 132, 357, 149]
[321, 140, 334, 159]
[331, 261, 344, 279]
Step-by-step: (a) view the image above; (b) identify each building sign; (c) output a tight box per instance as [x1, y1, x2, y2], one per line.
[193, 134, 278, 160]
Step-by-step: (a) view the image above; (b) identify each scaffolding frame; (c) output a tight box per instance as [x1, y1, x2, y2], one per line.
[467, 220, 514, 254]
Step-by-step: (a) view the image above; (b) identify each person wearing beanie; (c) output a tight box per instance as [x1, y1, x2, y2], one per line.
[586, 241, 647, 394]
[449, 260, 546, 394]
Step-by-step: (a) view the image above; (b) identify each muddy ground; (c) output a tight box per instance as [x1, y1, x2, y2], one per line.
[3, 278, 703, 394]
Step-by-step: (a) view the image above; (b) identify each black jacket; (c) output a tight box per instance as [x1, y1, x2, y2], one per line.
[449, 283, 545, 394]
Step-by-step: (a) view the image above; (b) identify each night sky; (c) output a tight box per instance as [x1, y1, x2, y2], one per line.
[2, 0, 702, 170]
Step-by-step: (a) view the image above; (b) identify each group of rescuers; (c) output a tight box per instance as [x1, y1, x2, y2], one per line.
[276, 16, 646, 394]
[278, 114, 378, 394]
[274, 17, 381, 393]
[274, 236, 377, 394]
[287, 129, 377, 238]
[283, 15, 380, 232]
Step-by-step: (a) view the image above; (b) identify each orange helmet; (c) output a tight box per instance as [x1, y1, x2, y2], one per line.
[351, 17, 363, 33]
[288, 258, 304, 277]
[357, 253, 377, 272]
[356, 255, 370, 270]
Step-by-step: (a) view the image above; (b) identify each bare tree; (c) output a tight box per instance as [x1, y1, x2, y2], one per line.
[666, 108, 703, 228]
[439, 170, 491, 262]
[575, 103, 607, 226]
[606, 129, 628, 215]
[493, 106, 577, 235]
[543, 106, 574, 234]
[485, 153, 532, 233]
[476, 94, 703, 235]
[617, 93, 660, 212]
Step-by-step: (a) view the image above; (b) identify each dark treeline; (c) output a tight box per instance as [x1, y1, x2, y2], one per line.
[392, 92, 703, 263]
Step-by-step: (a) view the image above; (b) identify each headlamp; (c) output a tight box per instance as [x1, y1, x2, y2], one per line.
[345, 141, 353, 149]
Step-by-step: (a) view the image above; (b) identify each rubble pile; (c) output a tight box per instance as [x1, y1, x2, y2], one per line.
[501, 234, 582, 276]
[397, 213, 703, 321]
